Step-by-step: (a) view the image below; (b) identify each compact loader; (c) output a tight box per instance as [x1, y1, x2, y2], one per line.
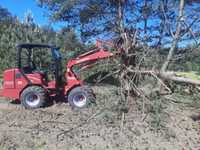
[0, 40, 115, 109]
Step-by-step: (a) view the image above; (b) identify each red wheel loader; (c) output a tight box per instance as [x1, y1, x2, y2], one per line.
[0, 40, 115, 109]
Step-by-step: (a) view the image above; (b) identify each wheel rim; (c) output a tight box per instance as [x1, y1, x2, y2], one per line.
[25, 93, 40, 107]
[72, 93, 87, 108]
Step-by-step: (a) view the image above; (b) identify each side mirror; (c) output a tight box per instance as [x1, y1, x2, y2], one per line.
[52, 47, 62, 60]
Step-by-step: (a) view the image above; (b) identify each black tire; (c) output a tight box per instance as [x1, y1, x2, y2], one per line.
[20, 86, 46, 109]
[68, 86, 95, 109]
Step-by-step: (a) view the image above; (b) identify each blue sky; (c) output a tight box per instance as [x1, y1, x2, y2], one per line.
[0, 0, 64, 30]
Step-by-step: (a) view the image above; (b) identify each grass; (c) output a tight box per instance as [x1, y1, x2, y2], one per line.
[34, 141, 47, 150]
[176, 71, 200, 80]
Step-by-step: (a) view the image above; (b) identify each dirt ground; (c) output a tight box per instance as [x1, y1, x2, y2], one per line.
[0, 85, 199, 150]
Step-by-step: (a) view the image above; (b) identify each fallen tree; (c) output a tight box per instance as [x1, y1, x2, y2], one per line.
[126, 68, 200, 86]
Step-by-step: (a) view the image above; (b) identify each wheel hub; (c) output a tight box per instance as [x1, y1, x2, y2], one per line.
[25, 93, 40, 107]
[72, 94, 87, 108]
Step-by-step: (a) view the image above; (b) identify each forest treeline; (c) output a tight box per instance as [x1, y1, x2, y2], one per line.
[1, 0, 200, 79]
[0, 6, 89, 74]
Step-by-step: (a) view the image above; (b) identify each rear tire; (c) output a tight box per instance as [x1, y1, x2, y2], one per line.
[20, 86, 46, 109]
[68, 86, 95, 109]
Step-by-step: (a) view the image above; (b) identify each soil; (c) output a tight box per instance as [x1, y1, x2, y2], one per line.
[0, 85, 199, 150]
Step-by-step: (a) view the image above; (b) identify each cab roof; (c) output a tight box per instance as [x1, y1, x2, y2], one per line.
[16, 43, 54, 49]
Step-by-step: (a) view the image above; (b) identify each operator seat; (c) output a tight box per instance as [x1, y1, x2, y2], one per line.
[22, 64, 48, 82]
[22, 65, 35, 74]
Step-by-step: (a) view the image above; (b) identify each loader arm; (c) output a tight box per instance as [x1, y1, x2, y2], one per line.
[63, 40, 118, 94]
[65, 48, 114, 86]
[67, 49, 114, 69]
[67, 39, 116, 70]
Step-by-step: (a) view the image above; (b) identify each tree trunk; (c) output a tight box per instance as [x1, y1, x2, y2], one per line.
[118, 0, 124, 36]
[159, 72, 200, 85]
[126, 68, 200, 86]
[156, 0, 167, 47]
[161, 0, 184, 72]
[143, 0, 148, 43]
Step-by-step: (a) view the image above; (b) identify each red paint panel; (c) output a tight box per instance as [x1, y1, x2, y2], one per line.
[1, 89, 20, 99]
[0, 89, 3, 97]
[47, 81, 56, 89]
[3, 69, 15, 89]
[1, 68, 45, 100]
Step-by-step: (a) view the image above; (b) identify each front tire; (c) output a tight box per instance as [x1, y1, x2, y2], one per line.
[68, 86, 95, 109]
[20, 86, 46, 109]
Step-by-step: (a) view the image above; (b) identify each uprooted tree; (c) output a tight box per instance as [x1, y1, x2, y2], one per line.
[38, 0, 200, 104]
[114, 0, 200, 110]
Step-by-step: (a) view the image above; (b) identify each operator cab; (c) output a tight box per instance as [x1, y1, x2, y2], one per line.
[16, 43, 63, 88]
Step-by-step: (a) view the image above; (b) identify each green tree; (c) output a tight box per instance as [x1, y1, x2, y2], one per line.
[0, 6, 12, 22]
[0, 7, 85, 74]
